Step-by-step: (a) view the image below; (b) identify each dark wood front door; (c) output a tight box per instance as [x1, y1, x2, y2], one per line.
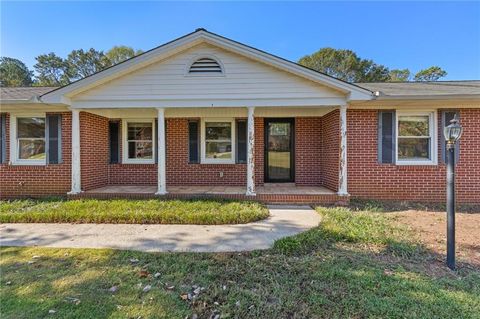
[264, 118, 294, 182]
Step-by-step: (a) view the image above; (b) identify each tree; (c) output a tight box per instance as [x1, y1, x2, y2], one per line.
[298, 48, 390, 82]
[34, 53, 69, 86]
[388, 69, 411, 82]
[106, 46, 143, 65]
[66, 48, 110, 81]
[0, 57, 33, 87]
[414, 66, 447, 81]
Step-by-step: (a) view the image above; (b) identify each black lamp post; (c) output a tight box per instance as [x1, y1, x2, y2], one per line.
[443, 115, 463, 270]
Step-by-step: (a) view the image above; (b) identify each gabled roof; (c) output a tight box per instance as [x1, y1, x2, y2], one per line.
[40, 28, 373, 104]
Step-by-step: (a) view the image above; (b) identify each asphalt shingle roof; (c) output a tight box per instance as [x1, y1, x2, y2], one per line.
[1, 81, 479, 102]
[356, 81, 480, 97]
[0, 87, 57, 101]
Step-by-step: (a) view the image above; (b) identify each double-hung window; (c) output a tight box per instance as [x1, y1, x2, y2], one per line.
[201, 119, 235, 164]
[123, 120, 155, 164]
[14, 116, 46, 164]
[396, 111, 437, 165]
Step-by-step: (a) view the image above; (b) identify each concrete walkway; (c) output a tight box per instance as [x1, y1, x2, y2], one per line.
[0, 205, 320, 252]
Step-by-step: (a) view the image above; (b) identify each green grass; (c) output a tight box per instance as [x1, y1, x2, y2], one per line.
[0, 198, 269, 225]
[1, 206, 479, 318]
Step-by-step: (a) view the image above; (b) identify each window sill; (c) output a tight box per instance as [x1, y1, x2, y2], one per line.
[10, 161, 46, 166]
[122, 160, 155, 165]
[396, 160, 437, 166]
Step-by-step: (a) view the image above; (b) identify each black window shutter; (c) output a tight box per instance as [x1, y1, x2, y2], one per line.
[378, 111, 395, 164]
[0, 114, 6, 164]
[46, 114, 62, 164]
[109, 121, 120, 164]
[188, 120, 199, 163]
[236, 120, 247, 163]
[442, 110, 460, 164]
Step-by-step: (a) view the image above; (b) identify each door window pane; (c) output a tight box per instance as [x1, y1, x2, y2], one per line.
[267, 122, 292, 181]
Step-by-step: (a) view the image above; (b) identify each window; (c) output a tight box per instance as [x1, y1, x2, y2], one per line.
[201, 119, 235, 164]
[396, 111, 437, 165]
[15, 117, 46, 164]
[123, 120, 155, 164]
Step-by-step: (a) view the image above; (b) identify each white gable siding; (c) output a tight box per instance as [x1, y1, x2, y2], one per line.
[73, 43, 345, 107]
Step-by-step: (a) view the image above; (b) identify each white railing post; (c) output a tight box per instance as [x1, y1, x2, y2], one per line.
[246, 106, 256, 196]
[338, 104, 348, 196]
[68, 109, 82, 194]
[156, 107, 167, 195]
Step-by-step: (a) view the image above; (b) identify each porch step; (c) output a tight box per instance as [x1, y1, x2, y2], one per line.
[68, 191, 349, 205]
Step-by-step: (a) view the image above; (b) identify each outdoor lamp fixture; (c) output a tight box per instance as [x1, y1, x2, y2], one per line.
[443, 115, 463, 270]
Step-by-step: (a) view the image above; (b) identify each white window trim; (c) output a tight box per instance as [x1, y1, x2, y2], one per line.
[395, 110, 437, 166]
[184, 54, 226, 77]
[122, 119, 156, 164]
[201, 118, 236, 164]
[10, 113, 47, 166]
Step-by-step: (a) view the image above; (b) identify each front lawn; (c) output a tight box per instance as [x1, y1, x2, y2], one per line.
[1, 206, 479, 318]
[0, 199, 269, 225]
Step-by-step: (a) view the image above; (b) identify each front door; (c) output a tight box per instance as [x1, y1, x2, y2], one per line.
[265, 118, 294, 182]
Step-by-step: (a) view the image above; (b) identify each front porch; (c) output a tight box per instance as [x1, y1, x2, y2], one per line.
[71, 184, 346, 204]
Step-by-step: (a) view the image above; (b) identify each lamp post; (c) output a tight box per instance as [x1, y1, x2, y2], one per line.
[443, 115, 463, 270]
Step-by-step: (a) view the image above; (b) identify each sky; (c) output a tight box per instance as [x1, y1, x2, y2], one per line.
[1, 1, 479, 80]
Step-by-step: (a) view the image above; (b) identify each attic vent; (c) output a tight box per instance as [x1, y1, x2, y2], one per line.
[189, 58, 223, 74]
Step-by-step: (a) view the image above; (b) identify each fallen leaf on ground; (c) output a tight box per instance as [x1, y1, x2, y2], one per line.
[143, 285, 152, 293]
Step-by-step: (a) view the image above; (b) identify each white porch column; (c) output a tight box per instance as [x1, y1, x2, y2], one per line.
[338, 104, 348, 196]
[246, 106, 256, 196]
[156, 107, 167, 195]
[68, 109, 82, 194]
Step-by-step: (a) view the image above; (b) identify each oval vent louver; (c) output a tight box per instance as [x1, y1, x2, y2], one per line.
[189, 58, 222, 74]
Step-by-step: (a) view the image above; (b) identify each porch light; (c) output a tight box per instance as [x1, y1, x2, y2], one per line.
[443, 115, 463, 146]
[443, 114, 463, 270]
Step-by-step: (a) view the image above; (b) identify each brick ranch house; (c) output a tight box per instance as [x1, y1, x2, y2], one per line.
[1, 29, 479, 203]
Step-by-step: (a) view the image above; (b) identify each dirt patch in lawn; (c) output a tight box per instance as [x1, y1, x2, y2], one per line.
[391, 210, 480, 267]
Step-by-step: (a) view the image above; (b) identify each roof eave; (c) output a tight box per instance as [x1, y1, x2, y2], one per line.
[375, 94, 480, 101]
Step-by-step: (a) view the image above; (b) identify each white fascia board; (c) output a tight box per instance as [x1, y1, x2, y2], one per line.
[71, 97, 347, 108]
[374, 94, 480, 101]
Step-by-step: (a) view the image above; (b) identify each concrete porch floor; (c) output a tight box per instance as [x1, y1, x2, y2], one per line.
[85, 183, 336, 195]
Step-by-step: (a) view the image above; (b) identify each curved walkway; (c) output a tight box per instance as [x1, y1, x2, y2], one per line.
[0, 205, 320, 252]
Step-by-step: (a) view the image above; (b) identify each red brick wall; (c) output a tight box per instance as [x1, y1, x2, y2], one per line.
[320, 110, 340, 191]
[165, 118, 247, 185]
[107, 120, 157, 185]
[107, 118, 266, 186]
[80, 112, 109, 190]
[0, 112, 72, 198]
[347, 108, 480, 203]
[295, 117, 323, 186]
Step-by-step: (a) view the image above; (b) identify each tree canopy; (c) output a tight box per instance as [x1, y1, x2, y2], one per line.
[1, 45, 448, 87]
[0, 57, 33, 87]
[413, 66, 447, 81]
[106, 46, 143, 65]
[299, 47, 447, 83]
[298, 48, 390, 82]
